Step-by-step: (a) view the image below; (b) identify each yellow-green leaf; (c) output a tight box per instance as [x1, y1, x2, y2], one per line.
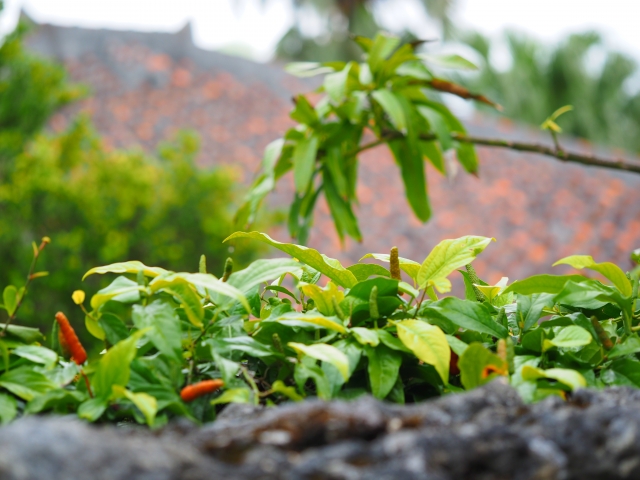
[351, 327, 379, 346]
[299, 282, 344, 316]
[112, 385, 157, 426]
[83, 261, 167, 280]
[225, 232, 357, 288]
[417, 236, 495, 292]
[288, 342, 350, 381]
[553, 255, 632, 297]
[359, 253, 421, 281]
[521, 365, 585, 390]
[275, 313, 346, 333]
[396, 320, 450, 383]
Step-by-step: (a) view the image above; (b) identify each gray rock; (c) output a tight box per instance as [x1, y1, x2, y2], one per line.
[3, 381, 640, 479]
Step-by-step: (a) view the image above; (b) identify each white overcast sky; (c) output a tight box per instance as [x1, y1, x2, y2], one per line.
[2, 0, 640, 62]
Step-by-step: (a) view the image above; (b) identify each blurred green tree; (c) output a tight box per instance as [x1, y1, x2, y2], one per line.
[274, 0, 455, 61]
[462, 30, 640, 152]
[0, 18, 263, 329]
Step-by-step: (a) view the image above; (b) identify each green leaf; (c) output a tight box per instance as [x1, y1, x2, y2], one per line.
[372, 89, 407, 133]
[425, 297, 508, 338]
[83, 261, 167, 280]
[455, 143, 479, 175]
[555, 280, 627, 310]
[347, 264, 391, 282]
[365, 344, 402, 399]
[421, 140, 445, 174]
[271, 380, 304, 401]
[12, 345, 57, 368]
[553, 255, 632, 297]
[544, 326, 592, 350]
[290, 96, 318, 126]
[608, 335, 640, 359]
[324, 173, 362, 242]
[99, 313, 130, 346]
[225, 232, 358, 288]
[213, 353, 240, 385]
[503, 274, 588, 295]
[0, 366, 56, 401]
[295, 362, 331, 400]
[2, 286, 18, 316]
[396, 320, 450, 383]
[285, 62, 336, 77]
[288, 342, 350, 381]
[445, 335, 469, 356]
[359, 253, 420, 281]
[151, 273, 249, 313]
[78, 397, 108, 421]
[227, 258, 301, 294]
[85, 315, 106, 340]
[458, 343, 507, 389]
[299, 282, 344, 316]
[521, 366, 585, 390]
[293, 134, 319, 195]
[274, 312, 347, 333]
[112, 385, 157, 426]
[351, 327, 380, 346]
[608, 358, 640, 387]
[3, 325, 43, 344]
[377, 329, 412, 354]
[92, 329, 149, 398]
[213, 336, 279, 359]
[324, 63, 352, 102]
[368, 32, 400, 73]
[132, 301, 182, 362]
[90, 276, 144, 310]
[25, 389, 85, 414]
[421, 54, 478, 70]
[0, 393, 17, 423]
[517, 293, 555, 332]
[211, 388, 252, 406]
[388, 138, 431, 222]
[163, 283, 204, 328]
[417, 236, 494, 292]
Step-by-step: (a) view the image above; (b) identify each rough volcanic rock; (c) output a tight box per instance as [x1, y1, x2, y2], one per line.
[3, 381, 640, 479]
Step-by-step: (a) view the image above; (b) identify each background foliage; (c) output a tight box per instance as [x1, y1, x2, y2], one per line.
[0, 24, 262, 331]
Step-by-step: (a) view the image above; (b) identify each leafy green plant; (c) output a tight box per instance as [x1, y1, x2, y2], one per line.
[1, 231, 637, 426]
[237, 32, 640, 246]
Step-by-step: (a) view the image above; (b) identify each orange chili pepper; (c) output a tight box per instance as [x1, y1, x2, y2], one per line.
[55, 312, 87, 365]
[481, 364, 508, 379]
[180, 379, 224, 402]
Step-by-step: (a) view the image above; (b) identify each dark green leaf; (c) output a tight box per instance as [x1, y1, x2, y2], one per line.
[425, 297, 508, 338]
[365, 344, 402, 399]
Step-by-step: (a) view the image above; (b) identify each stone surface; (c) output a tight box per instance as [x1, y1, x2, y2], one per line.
[3, 381, 640, 479]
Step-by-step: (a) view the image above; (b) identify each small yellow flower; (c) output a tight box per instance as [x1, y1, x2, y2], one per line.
[71, 290, 85, 305]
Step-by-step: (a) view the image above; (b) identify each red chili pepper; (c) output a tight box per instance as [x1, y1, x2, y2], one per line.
[180, 379, 224, 402]
[55, 312, 87, 365]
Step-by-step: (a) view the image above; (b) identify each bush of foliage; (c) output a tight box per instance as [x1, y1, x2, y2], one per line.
[0, 118, 260, 329]
[0, 233, 638, 426]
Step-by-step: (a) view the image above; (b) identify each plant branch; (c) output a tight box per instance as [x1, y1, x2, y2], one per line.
[354, 130, 640, 175]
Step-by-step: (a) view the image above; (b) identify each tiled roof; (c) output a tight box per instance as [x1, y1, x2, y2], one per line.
[25, 21, 640, 287]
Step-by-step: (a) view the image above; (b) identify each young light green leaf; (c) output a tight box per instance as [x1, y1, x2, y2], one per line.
[285, 62, 336, 77]
[417, 236, 494, 292]
[2, 286, 18, 316]
[445, 335, 469, 356]
[359, 253, 421, 281]
[90, 276, 145, 310]
[275, 312, 347, 333]
[211, 388, 252, 406]
[224, 232, 358, 288]
[351, 327, 380, 347]
[112, 385, 157, 426]
[83, 261, 167, 280]
[271, 380, 304, 401]
[521, 366, 585, 390]
[365, 344, 402, 399]
[608, 335, 640, 359]
[396, 320, 450, 383]
[517, 293, 555, 332]
[299, 282, 344, 316]
[543, 326, 592, 350]
[78, 397, 108, 422]
[368, 32, 400, 73]
[346, 264, 391, 282]
[553, 255, 632, 297]
[288, 342, 350, 381]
